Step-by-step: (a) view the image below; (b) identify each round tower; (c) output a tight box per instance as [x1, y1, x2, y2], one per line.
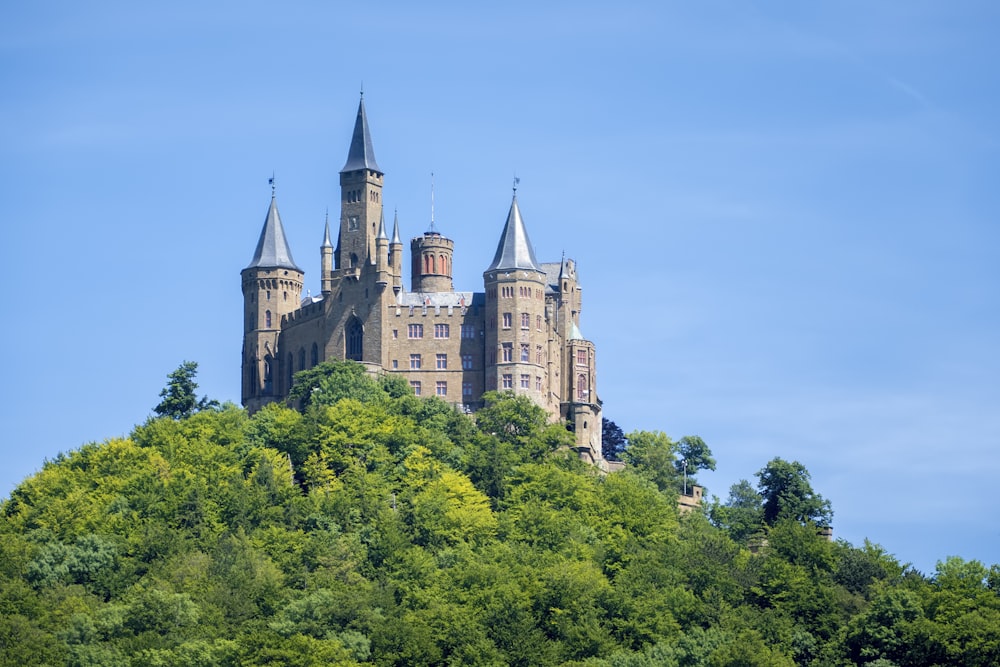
[241, 191, 303, 412]
[410, 231, 454, 292]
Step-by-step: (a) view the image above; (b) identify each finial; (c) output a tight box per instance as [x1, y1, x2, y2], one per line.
[360, 82, 364, 98]
[429, 172, 437, 233]
[269, 172, 276, 197]
[513, 174, 520, 195]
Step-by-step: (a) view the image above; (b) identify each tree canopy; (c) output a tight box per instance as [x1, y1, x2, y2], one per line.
[2, 360, 997, 666]
[153, 361, 219, 419]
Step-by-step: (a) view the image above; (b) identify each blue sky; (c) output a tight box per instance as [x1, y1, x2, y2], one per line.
[3, 1, 998, 573]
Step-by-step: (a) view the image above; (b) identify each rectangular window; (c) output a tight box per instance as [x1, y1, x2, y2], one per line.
[434, 323, 450, 339]
[521, 313, 530, 329]
[577, 349, 587, 366]
[463, 381, 473, 396]
[502, 312, 512, 329]
[410, 354, 421, 369]
[436, 353, 447, 369]
[410, 380, 421, 396]
[536, 346, 543, 364]
[461, 354, 473, 370]
[408, 324, 423, 339]
[520, 374, 530, 389]
[502, 374, 513, 389]
[436, 381, 447, 397]
[521, 344, 529, 362]
[392, 359, 398, 369]
[502, 343, 513, 362]
[392, 329, 398, 339]
[535, 376, 542, 391]
[461, 324, 475, 339]
[536, 315, 542, 331]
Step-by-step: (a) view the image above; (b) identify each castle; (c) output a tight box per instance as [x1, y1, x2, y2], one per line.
[241, 96, 605, 465]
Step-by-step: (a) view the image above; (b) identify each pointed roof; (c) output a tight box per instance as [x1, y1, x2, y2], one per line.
[377, 210, 388, 240]
[391, 209, 401, 244]
[340, 95, 381, 174]
[321, 213, 333, 249]
[569, 321, 585, 341]
[246, 196, 301, 271]
[486, 195, 542, 272]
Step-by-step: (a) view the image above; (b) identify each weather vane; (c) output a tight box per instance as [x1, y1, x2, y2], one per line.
[513, 174, 520, 194]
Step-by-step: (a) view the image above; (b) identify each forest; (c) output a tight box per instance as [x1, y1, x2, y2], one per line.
[1, 361, 998, 666]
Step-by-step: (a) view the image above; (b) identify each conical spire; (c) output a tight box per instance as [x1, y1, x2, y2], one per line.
[377, 209, 388, 240]
[321, 211, 333, 248]
[391, 209, 401, 244]
[340, 94, 381, 174]
[486, 194, 542, 272]
[246, 195, 300, 271]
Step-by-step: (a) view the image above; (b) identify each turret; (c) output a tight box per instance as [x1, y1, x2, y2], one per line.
[338, 93, 383, 273]
[410, 229, 454, 293]
[389, 210, 404, 292]
[376, 210, 389, 285]
[241, 187, 303, 412]
[320, 213, 333, 295]
[483, 190, 548, 408]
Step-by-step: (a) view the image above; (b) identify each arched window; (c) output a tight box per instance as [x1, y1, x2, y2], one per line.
[265, 310, 272, 328]
[577, 374, 587, 400]
[346, 317, 363, 361]
[287, 353, 293, 390]
[264, 356, 274, 395]
[440, 254, 447, 274]
[430, 255, 437, 273]
[310, 343, 319, 367]
[298, 348, 306, 371]
[350, 253, 358, 268]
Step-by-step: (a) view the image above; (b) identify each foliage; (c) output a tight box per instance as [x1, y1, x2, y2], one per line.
[3, 363, 998, 665]
[153, 361, 220, 419]
[756, 457, 833, 527]
[601, 418, 628, 462]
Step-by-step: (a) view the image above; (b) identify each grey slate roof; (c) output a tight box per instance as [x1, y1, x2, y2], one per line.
[391, 210, 401, 244]
[321, 217, 333, 249]
[486, 195, 542, 273]
[340, 96, 381, 174]
[246, 196, 301, 271]
[569, 321, 586, 341]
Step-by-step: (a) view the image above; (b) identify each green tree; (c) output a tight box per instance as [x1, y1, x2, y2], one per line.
[755, 457, 832, 527]
[602, 418, 628, 462]
[710, 479, 764, 543]
[154, 361, 219, 419]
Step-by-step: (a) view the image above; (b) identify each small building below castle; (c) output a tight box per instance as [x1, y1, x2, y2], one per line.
[241, 96, 605, 465]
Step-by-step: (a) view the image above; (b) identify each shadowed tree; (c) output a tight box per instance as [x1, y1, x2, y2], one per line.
[756, 457, 832, 527]
[154, 361, 219, 419]
[602, 418, 628, 461]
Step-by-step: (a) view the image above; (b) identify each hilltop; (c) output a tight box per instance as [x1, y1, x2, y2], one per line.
[1, 362, 997, 666]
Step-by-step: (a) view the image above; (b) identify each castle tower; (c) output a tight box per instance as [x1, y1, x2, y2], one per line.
[410, 228, 454, 292]
[241, 190, 303, 412]
[565, 323, 603, 463]
[483, 192, 548, 408]
[338, 94, 383, 272]
[320, 214, 333, 295]
[389, 210, 404, 293]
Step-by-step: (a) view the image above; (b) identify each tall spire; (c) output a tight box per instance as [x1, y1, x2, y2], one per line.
[321, 209, 333, 248]
[340, 94, 381, 174]
[246, 189, 300, 271]
[377, 209, 388, 240]
[391, 208, 401, 244]
[486, 191, 542, 272]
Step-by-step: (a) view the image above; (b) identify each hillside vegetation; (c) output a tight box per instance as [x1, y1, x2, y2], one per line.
[2, 362, 998, 666]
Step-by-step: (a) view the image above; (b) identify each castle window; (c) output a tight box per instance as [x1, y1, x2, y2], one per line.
[521, 344, 529, 362]
[436, 381, 447, 397]
[462, 354, 473, 370]
[392, 359, 398, 369]
[283, 291, 287, 301]
[287, 353, 293, 391]
[535, 376, 542, 391]
[410, 354, 421, 369]
[265, 310, 272, 328]
[311, 343, 319, 367]
[502, 313, 512, 329]
[536, 315, 542, 330]
[266, 290, 271, 300]
[463, 381, 472, 397]
[576, 349, 587, 366]
[392, 329, 398, 339]
[263, 356, 274, 395]
[521, 313, 530, 329]
[461, 324, 475, 339]
[536, 346, 543, 364]
[410, 381, 421, 396]
[502, 343, 513, 363]
[434, 324, 450, 339]
[520, 374, 530, 389]
[436, 354, 447, 369]
[577, 374, 588, 399]
[408, 324, 423, 339]
[298, 348, 306, 371]
[502, 374, 513, 389]
[346, 317, 363, 361]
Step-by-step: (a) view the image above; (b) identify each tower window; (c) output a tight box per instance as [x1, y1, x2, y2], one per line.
[298, 348, 306, 371]
[536, 376, 542, 391]
[577, 374, 588, 399]
[502, 343, 513, 362]
[463, 381, 473, 397]
[346, 317, 363, 361]
[502, 374, 513, 389]
[436, 381, 447, 397]
[502, 313, 512, 329]
[392, 359, 398, 369]
[520, 374, 530, 389]
[521, 313, 530, 329]
[434, 323, 450, 339]
[265, 310, 272, 328]
[436, 354, 447, 369]
[536, 315, 542, 330]
[521, 344, 529, 362]
[536, 346, 543, 364]
[461, 324, 475, 339]
[410, 354, 421, 369]
[577, 349, 587, 366]
[266, 290, 271, 300]
[408, 324, 423, 339]
[311, 343, 319, 367]
[462, 354, 473, 370]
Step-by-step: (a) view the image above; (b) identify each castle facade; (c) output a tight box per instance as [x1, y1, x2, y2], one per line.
[241, 96, 605, 464]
